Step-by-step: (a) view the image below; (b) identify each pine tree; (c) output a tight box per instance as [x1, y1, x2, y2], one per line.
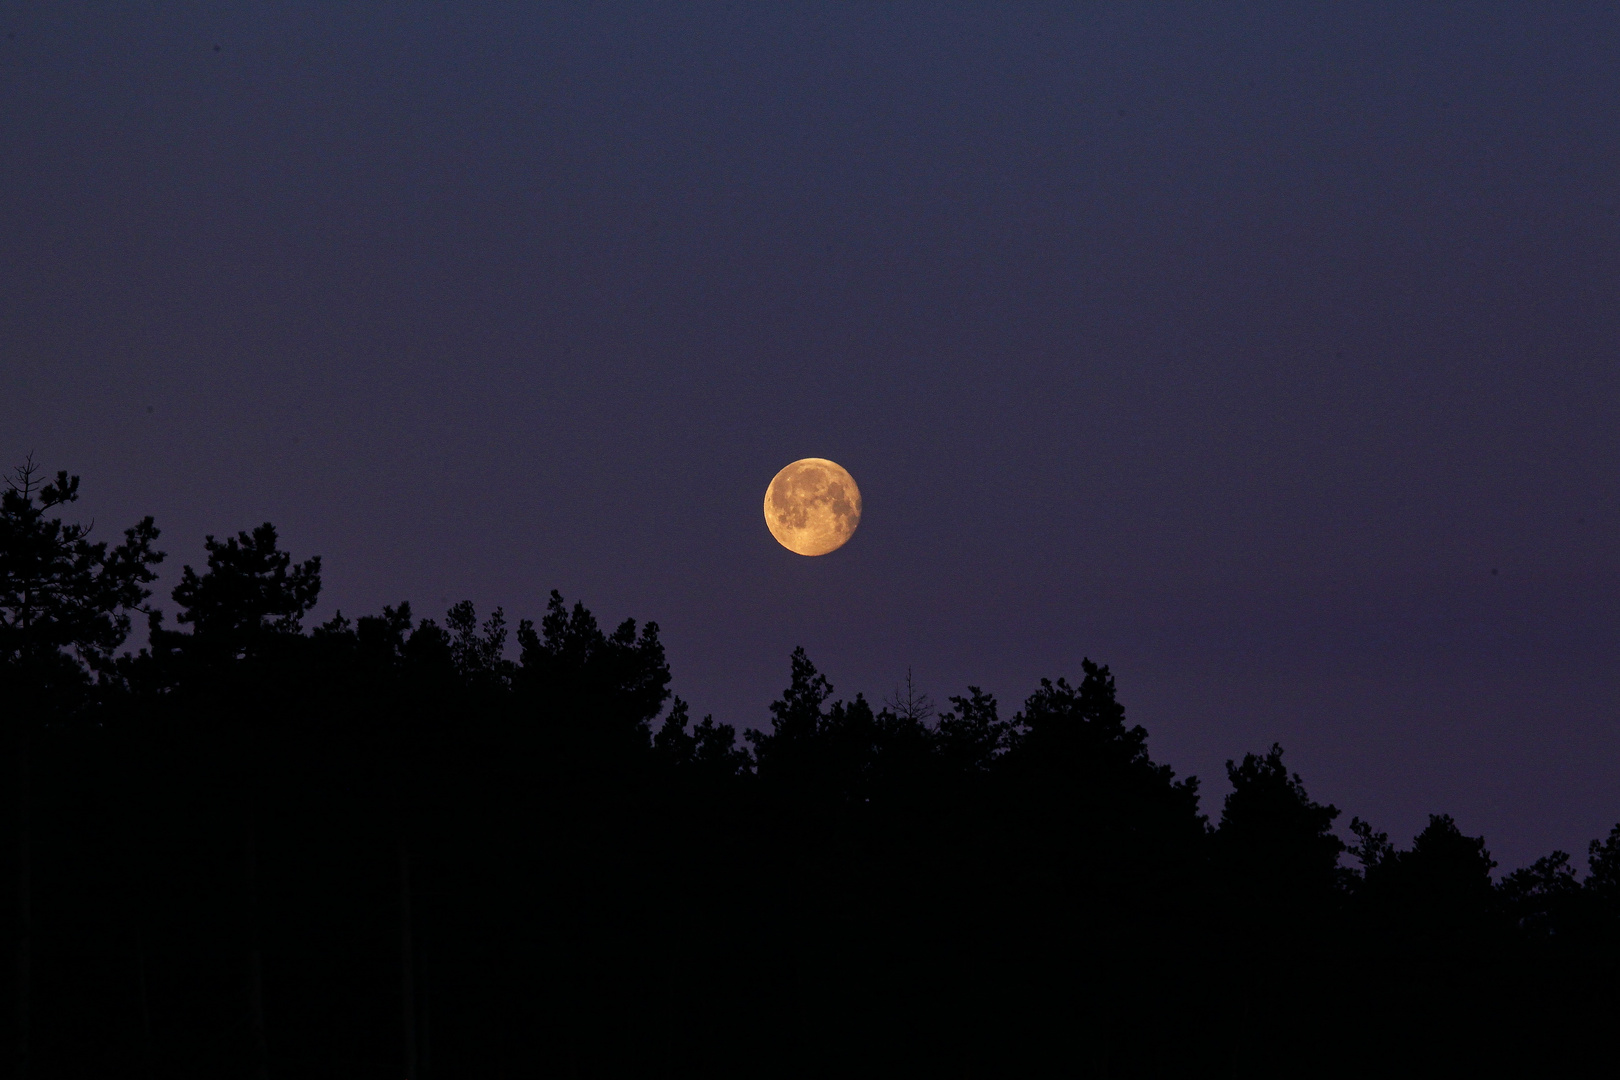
[0, 457, 163, 1080]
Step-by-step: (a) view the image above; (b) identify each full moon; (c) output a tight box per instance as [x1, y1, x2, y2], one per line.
[763, 458, 862, 556]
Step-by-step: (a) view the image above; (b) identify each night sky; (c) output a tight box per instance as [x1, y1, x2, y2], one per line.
[6, 3, 1620, 871]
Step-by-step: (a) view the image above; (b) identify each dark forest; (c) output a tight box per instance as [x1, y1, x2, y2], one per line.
[5, 462, 1619, 1078]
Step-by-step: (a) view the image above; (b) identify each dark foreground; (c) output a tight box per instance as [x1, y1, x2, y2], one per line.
[4, 471, 1620, 1077]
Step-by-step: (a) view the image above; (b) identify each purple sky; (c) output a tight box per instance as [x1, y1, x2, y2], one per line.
[6, 2, 1620, 871]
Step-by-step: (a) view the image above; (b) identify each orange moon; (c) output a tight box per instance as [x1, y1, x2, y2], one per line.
[763, 458, 862, 556]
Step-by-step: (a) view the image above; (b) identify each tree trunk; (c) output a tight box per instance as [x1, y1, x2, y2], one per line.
[245, 828, 269, 1080]
[136, 925, 152, 1078]
[400, 839, 418, 1080]
[14, 724, 30, 1080]
[131, 824, 153, 1079]
[419, 935, 431, 1080]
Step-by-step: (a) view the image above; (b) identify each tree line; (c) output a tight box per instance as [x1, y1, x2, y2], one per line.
[3, 460, 1618, 1078]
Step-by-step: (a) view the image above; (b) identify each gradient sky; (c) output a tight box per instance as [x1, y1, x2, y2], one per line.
[6, 2, 1620, 870]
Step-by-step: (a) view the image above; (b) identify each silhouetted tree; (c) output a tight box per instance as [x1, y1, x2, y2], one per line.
[746, 646, 833, 788]
[445, 601, 513, 690]
[0, 458, 162, 1080]
[1348, 815, 1394, 878]
[748, 648, 918, 805]
[1586, 823, 1620, 913]
[654, 698, 750, 780]
[145, 522, 325, 1076]
[1215, 744, 1345, 912]
[1002, 660, 1205, 872]
[869, 699, 934, 797]
[515, 590, 669, 755]
[933, 686, 1008, 775]
[883, 668, 934, 725]
[0, 458, 164, 696]
[1404, 814, 1498, 904]
[162, 522, 319, 664]
[1501, 850, 1581, 942]
[1362, 814, 1499, 950]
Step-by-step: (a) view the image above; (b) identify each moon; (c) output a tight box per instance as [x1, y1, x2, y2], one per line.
[763, 458, 862, 556]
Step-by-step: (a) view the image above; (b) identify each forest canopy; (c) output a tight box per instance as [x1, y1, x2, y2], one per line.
[3, 463, 1619, 1078]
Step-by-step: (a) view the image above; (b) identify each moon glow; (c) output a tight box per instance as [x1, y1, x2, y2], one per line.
[763, 458, 862, 556]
